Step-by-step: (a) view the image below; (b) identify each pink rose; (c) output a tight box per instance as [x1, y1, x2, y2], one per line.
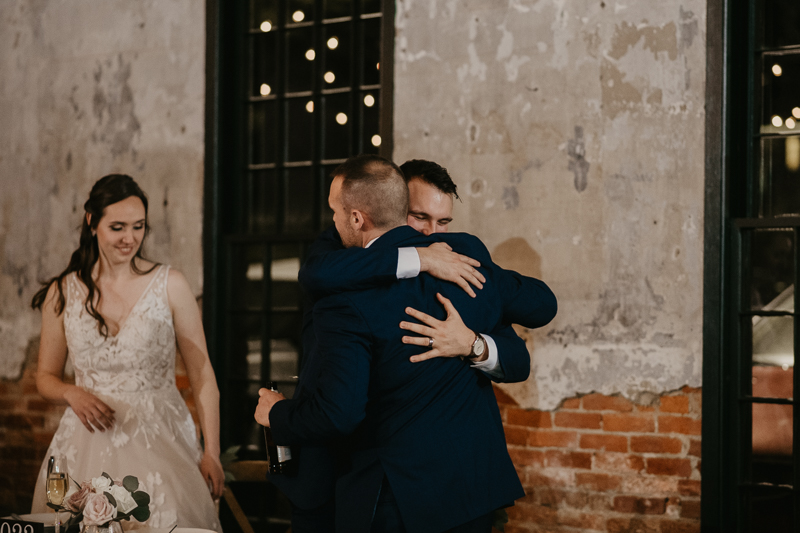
[64, 481, 93, 513]
[82, 492, 117, 526]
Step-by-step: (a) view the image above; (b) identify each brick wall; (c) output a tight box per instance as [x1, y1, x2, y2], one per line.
[496, 386, 701, 532]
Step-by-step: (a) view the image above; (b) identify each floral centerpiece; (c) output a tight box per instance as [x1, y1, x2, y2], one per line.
[53, 473, 150, 532]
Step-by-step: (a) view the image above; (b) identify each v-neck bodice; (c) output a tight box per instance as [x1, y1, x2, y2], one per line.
[63, 265, 176, 395]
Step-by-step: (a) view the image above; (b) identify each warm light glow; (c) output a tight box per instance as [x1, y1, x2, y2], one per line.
[305, 49, 316, 61]
[260, 20, 272, 32]
[336, 113, 348, 125]
[371, 135, 381, 147]
[327, 37, 339, 50]
[793, 107, 800, 119]
[324, 71, 335, 83]
[773, 64, 783, 76]
[364, 94, 375, 107]
[260, 83, 272, 96]
[772, 115, 784, 128]
[306, 101, 314, 113]
[786, 136, 800, 171]
[292, 10, 305, 22]
[788, 118, 797, 129]
[376, 63, 380, 70]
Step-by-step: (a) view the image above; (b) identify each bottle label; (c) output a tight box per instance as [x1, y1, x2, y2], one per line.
[277, 445, 292, 462]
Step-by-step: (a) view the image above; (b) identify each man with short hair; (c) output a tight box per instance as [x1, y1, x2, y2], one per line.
[400, 159, 459, 235]
[256, 155, 533, 532]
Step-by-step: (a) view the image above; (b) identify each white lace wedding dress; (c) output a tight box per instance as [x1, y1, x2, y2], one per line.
[31, 266, 221, 533]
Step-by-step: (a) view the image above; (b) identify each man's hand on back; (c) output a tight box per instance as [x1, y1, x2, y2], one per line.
[400, 293, 484, 362]
[416, 242, 485, 298]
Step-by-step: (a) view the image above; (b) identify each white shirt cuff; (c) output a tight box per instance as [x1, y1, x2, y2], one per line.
[397, 248, 421, 279]
[470, 334, 504, 378]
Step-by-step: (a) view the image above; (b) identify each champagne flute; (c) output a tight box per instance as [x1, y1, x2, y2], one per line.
[46, 455, 68, 533]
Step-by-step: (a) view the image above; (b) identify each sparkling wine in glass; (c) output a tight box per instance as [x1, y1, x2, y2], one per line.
[46, 455, 68, 533]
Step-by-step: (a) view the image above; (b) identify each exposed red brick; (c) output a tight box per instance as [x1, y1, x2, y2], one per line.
[528, 430, 578, 448]
[613, 495, 667, 514]
[660, 520, 701, 533]
[0, 399, 17, 411]
[579, 433, 628, 452]
[558, 511, 606, 530]
[575, 472, 622, 492]
[506, 503, 558, 525]
[509, 448, 545, 468]
[504, 426, 529, 446]
[659, 415, 702, 435]
[493, 385, 519, 406]
[544, 450, 592, 469]
[593, 452, 645, 473]
[680, 499, 701, 519]
[688, 439, 701, 457]
[606, 517, 659, 533]
[503, 525, 532, 533]
[507, 408, 552, 428]
[554, 411, 602, 429]
[678, 479, 701, 496]
[636, 404, 656, 412]
[646, 457, 692, 477]
[536, 488, 567, 508]
[603, 413, 655, 433]
[582, 393, 633, 412]
[621, 476, 679, 495]
[564, 491, 613, 511]
[660, 395, 690, 414]
[630, 435, 682, 454]
[526, 471, 574, 489]
[561, 397, 581, 409]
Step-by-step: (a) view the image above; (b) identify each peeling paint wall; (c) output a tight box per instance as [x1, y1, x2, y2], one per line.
[0, 0, 205, 380]
[394, 0, 705, 409]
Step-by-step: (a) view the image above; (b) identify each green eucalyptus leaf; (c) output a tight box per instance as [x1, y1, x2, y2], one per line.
[130, 505, 150, 522]
[101, 472, 112, 481]
[132, 491, 150, 507]
[46, 503, 62, 511]
[104, 492, 117, 507]
[122, 476, 139, 492]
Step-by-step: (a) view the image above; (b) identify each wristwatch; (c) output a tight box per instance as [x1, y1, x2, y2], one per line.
[467, 333, 486, 361]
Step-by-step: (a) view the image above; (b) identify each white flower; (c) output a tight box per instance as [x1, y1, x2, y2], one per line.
[107, 485, 138, 514]
[91, 476, 113, 492]
[82, 492, 117, 526]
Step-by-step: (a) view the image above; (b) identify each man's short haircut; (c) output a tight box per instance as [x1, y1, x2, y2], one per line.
[399, 159, 460, 201]
[333, 154, 409, 229]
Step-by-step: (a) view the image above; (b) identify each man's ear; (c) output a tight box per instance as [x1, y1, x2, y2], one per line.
[350, 209, 365, 231]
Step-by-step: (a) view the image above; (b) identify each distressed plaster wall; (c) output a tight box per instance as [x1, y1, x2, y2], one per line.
[394, 0, 705, 409]
[0, 0, 205, 380]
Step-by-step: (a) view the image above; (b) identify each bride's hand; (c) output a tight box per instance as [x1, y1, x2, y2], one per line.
[62, 386, 116, 433]
[200, 452, 225, 500]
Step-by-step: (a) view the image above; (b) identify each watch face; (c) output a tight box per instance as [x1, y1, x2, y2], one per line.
[474, 337, 486, 356]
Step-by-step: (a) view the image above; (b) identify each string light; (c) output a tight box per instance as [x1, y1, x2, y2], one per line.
[306, 101, 314, 113]
[364, 95, 375, 107]
[371, 135, 381, 147]
[324, 71, 335, 83]
[260, 84, 271, 96]
[787, 117, 797, 129]
[260, 21, 272, 32]
[305, 49, 315, 61]
[772, 64, 783, 76]
[793, 107, 800, 119]
[336, 113, 348, 125]
[292, 11, 305, 22]
[327, 37, 339, 50]
[772, 115, 783, 128]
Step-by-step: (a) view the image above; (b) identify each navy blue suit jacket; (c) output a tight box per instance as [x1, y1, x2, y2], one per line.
[270, 226, 552, 532]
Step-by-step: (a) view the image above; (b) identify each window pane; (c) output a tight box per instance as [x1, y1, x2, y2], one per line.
[287, 98, 314, 161]
[251, 32, 277, 98]
[228, 313, 263, 381]
[285, 167, 315, 233]
[231, 245, 267, 311]
[362, 0, 382, 16]
[760, 53, 800, 133]
[323, 93, 352, 159]
[287, 27, 315, 93]
[271, 243, 302, 310]
[271, 312, 302, 347]
[747, 229, 794, 310]
[250, 170, 280, 234]
[320, 164, 338, 229]
[270, 338, 299, 384]
[752, 316, 794, 399]
[362, 18, 381, 86]
[361, 90, 380, 154]
[751, 403, 793, 484]
[758, 0, 800, 49]
[227, 380, 265, 451]
[323, 0, 351, 20]
[251, 0, 279, 31]
[758, 136, 800, 217]
[251, 102, 278, 164]
[744, 487, 794, 532]
[323, 23, 352, 89]
[287, 0, 315, 24]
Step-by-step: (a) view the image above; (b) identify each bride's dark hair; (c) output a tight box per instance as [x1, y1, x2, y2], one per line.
[31, 174, 158, 337]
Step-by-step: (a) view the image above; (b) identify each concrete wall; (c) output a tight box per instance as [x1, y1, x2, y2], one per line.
[0, 0, 206, 381]
[394, 0, 705, 410]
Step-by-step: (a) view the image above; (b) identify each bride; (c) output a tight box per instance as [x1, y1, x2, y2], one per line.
[30, 174, 223, 532]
